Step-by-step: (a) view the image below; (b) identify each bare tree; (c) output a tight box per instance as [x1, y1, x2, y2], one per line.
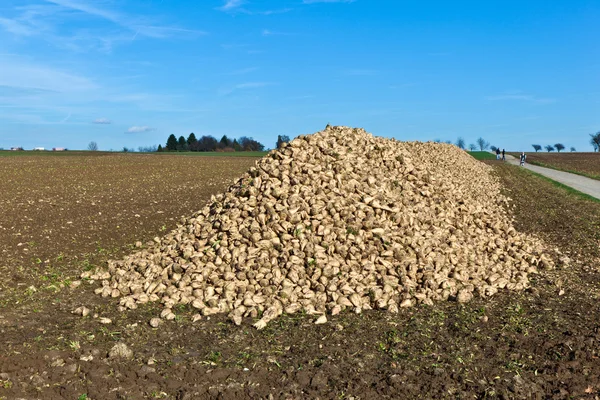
[455, 137, 465, 149]
[476, 137, 489, 151]
[590, 132, 600, 152]
[570, 146, 576, 152]
[554, 143, 565, 152]
[531, 144, 541, 152]
[88, 141, 98, 151]
[469, 143, 477, 151]
[544, 145, 554, 152]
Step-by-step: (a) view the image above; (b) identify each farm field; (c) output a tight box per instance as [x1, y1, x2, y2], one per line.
[513, 152, 600, 180]
[1, 154, 600, 399]
[468, 151, 498, 161]
[0, 150, 269, 158]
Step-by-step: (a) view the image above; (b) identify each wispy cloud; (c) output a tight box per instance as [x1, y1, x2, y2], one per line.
[236, 82, 272, 89]
[303, 0, 356, 3]
[287, 95, 315, 100]
[218, 82, 275, 96]
[0, 17, 36, 36]
[262, 29, 293, 36]
[61, 112, 71, 123]
[0, 58, 97, 93]
[216, 1, 291, 15]
[254, 8, 293, 15]
[217, 0, 245, 12]
[46, 0, 119, 22]
[389, 82, 420, 89]
[342, 69, 378, 76]
[93, 118, 111, 124]
[226, 67, 259, 75]
[126, 126, 154, 133]
[485, 93, 556, 104]
[0, 0, 205, 51]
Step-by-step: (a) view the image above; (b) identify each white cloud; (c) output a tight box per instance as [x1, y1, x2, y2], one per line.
[126, 126, 154, 133]
[216, 1, 291, 15]
[132, 26, 206, 39]
[0, 0, 208, 46]
[226, 67, 258, 75]
[254, 8, 293, 15]
[262, 29, 294, 36]
[342, 69, 378, 76]
[218, 81, 274, 96]
[0, 17, 35, 36]
[389, 82, 420, 89]
[217, 0, 245, 11]
[93, 118, 111, 124]
[485, 93, 556, 104]
[303, 0, 356, 3]
[0, 58, 97, 93]
[45, 0, 120, 22]
[236, 82, 272, 89]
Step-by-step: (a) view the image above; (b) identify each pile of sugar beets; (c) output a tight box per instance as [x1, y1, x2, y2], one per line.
[83, 126, 554, 328]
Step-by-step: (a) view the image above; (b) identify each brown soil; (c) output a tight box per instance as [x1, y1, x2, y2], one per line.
[1, 155, 600, 399]
[517, 152, 600, 180]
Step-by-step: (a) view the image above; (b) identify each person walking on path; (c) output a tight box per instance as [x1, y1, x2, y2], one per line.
[496, 148, 501, 160]
[502, 149, 506, 161]
[519, 152, 526, 166]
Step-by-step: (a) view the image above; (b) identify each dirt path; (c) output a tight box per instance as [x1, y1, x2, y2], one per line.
[505, 155, 600, 200]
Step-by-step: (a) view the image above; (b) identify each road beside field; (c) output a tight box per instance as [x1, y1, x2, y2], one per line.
[505, 155, 600, 200]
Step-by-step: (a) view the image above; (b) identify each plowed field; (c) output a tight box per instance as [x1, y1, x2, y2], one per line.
[1, 154, 600, 399]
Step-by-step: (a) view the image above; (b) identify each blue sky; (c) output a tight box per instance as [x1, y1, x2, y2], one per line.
[0, 0, 598, 151]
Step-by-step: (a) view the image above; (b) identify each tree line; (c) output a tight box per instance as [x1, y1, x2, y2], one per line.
[453, 134, 600, 153]
[159, 133, 266, 152]
[530, 143, 574, 153]
[85, 134, 291, 153]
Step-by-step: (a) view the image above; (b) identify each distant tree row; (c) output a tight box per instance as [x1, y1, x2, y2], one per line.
[160, 133, 265, 152]
[452, 137, 490, 152]
[453, 137, 580, 153]
[531, 143, 575, 153]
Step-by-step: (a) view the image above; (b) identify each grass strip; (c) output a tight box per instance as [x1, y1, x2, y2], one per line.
[468, 151, 497, 161]
[172, 151, 268, 157]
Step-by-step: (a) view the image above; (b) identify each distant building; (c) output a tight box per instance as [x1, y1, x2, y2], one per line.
[52, 147, 66, 151]
[33, 147, 45, 151]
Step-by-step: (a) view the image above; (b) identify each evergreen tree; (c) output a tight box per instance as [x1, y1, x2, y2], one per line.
[177, 136, 187, 151]
[187, 132, 198, 147]
[157, 144, 163, 152]
[166, 134, 178, 151]
[232, 139, 242, 151]
[219, 135, 232, 149]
